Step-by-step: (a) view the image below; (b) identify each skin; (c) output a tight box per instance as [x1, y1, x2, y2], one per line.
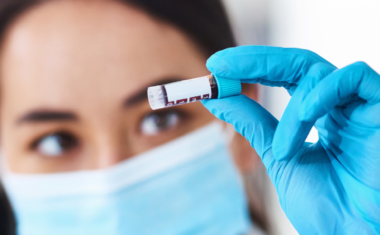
[0, 0, 260, 175]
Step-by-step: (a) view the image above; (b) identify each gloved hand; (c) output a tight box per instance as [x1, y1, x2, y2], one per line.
[202, 46, 380, 234]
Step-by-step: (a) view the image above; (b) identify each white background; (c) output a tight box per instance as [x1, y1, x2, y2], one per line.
[224, 0, 380, 234]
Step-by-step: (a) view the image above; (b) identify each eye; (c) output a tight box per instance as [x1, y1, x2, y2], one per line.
[140, 110, 180, 135]
[32, 132, 78, 157]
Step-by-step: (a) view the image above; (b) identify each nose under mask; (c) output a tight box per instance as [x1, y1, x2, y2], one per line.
[2, 122, 253, 235]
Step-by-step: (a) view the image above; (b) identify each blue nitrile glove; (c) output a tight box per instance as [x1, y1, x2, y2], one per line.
[202, 46, 380, 234]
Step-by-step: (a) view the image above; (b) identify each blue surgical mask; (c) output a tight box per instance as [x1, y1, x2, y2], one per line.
[2, 122, 253, 235]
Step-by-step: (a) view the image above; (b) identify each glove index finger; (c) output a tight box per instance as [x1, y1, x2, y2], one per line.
[273, 63, 336, 161]
[207, 46, 336, 90]
[300, 61, 380, 122]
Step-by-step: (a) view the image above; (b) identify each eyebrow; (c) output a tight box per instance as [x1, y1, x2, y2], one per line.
[16, 78, 182, 125]
[17, 110, 78, 125]
[123, 77, 182, 107]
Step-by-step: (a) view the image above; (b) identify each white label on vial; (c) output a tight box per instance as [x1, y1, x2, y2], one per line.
[164, 76, 211, 105]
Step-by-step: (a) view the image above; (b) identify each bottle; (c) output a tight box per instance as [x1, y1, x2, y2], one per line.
[147, 75, 241, 110]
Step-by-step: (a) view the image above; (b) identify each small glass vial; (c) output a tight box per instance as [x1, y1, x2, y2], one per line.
[148, 75, 241, 110]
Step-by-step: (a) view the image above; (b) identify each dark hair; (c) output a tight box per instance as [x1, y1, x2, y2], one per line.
[0, 0, 236, 57]
[0, 183, 15, 235]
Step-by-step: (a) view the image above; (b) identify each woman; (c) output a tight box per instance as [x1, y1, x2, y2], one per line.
[0, 0, 267, 234]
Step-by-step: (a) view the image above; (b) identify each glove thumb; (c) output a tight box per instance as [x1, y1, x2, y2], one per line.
[202, 95, 278, 170]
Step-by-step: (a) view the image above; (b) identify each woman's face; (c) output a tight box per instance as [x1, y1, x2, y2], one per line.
[0, 0, 216, 173]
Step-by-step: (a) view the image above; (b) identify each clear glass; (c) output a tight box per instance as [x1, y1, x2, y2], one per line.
[148, 75, 218, 110]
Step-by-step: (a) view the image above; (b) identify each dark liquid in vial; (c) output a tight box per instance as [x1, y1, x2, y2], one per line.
[210, 76, 218, 99]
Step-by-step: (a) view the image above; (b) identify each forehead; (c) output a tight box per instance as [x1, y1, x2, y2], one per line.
[0, 0, 206, 112]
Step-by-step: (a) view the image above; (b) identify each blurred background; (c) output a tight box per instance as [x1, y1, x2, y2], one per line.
[223, 0, 380, 234]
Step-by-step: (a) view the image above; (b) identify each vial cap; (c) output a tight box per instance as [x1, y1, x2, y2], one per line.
[214, 75, 241, 99]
